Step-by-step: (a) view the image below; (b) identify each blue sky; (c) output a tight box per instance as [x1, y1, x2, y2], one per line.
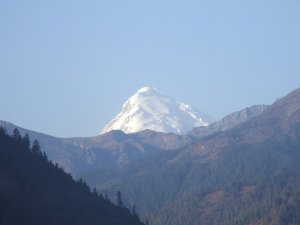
[1, 0, 300, 137]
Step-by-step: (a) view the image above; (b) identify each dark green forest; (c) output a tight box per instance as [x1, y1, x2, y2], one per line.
[0, 127, 144, 225]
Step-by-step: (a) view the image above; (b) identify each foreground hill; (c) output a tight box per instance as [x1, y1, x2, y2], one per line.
[0, 128, 144, 225]
[83, 88, 300, 225]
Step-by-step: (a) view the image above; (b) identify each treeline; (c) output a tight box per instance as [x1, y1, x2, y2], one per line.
[0, 127, 144, 225]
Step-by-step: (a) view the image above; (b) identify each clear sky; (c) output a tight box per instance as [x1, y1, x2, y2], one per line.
[1, 0, 300, 137]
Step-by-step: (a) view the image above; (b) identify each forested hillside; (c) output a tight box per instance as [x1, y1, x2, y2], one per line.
[0, 127, 144, 225]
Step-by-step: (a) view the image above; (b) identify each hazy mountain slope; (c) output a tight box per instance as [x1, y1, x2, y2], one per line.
[190, 104, 269, 138]
[83, 87, 300, 225]
[101, 87, 213, 134]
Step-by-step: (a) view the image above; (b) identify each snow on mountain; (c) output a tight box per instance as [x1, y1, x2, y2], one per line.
[101, 87, 213, 134]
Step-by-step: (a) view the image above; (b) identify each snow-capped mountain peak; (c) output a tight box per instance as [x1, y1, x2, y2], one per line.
[101, 87, 213, 134]
[137, 86, 157, 93]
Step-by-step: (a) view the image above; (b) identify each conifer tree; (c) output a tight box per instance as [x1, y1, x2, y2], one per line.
[117, 191, 124, 207]
[0, 126, 7, 136]
[12, 128, 22, 141]
[22, 133, 30, 149]
[105, 191, 109, 201]
[132, 203, 139, 219]
[31, 139, 41, 155]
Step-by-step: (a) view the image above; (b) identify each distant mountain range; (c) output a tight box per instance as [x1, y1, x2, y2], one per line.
[0, 102, 266, 177]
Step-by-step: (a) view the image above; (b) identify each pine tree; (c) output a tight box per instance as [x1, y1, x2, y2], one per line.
[93, 188, 98, 196]
[12, 128, 22, 141]
[132, 203, 139, 219]
[117, 191, 124, 207]
[22, 133, 30, 149]
[31, 139, 41, 155]
[42, 152, 48, 161]
[105, 191, 110, 201]
[0, 126, 7, 136]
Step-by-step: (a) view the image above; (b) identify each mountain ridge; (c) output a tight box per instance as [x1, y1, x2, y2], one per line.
[0, 101, 268, 177]
[190, 104, 269, 138]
